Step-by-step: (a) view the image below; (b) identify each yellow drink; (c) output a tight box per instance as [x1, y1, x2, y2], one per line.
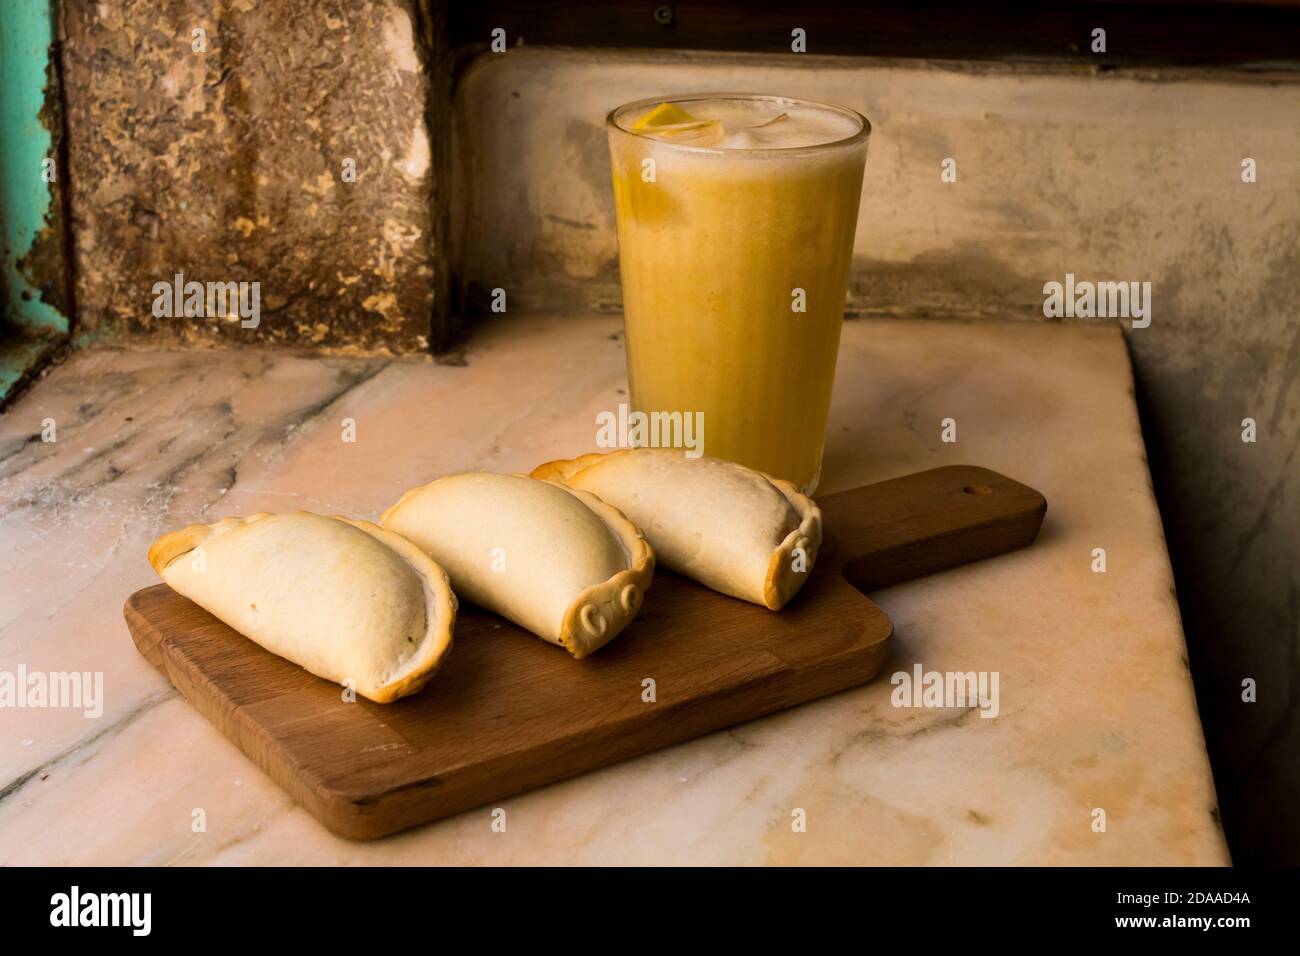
[607, 94, 869, 492]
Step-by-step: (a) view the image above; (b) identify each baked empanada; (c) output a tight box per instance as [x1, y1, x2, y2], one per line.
[531, 450, 820, 610]
[147, 512, 456, 703]
[380, 473, 653, 658]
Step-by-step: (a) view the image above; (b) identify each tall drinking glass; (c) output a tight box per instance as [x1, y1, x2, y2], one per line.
[606, 93, 869, 493]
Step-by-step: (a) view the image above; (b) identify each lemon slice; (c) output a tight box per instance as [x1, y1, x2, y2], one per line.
[632, 102, 698, 129]
[632, 102, 724, 146]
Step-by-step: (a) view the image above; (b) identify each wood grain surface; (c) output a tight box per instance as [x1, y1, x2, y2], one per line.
[124, 464, 1046, 839]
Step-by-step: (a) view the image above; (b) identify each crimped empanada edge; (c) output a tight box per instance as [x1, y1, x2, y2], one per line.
[146, 513, 273, 575]
[528, 451, 614, 485]
[334, 517, 458, 703]
[763, 478, 823, 611]
[542, 481, 655, 659]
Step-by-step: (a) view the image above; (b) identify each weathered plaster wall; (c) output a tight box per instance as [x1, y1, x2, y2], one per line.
[58, 0, 447, 354]
[0, 0, 72, 406]
[453, 48, 1300, 863]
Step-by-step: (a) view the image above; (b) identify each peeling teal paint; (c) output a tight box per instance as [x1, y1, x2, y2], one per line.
[1, 0, 65, 400]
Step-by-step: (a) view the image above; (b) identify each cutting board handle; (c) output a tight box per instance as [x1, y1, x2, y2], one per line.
[817, 465, 1047, 594]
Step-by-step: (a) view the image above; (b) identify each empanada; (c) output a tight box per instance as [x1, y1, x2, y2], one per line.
[380, 473, 653, 658]
[147, 512, 456, 703]
[531, 450, 820, 610]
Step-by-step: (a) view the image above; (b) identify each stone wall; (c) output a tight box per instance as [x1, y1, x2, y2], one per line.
[59, 0, 451, 353]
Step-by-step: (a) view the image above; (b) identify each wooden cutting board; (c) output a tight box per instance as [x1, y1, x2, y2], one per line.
[124, 464, 1045, 839]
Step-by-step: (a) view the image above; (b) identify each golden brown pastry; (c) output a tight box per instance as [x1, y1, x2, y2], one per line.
[147, 512, 456, 703]
[531, 450, 820, 609]
[380, 472, 653, 658]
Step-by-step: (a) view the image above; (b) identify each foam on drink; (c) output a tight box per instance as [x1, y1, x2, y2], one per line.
[627, 97, 861, 150]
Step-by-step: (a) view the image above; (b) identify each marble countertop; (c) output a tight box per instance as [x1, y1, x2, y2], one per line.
[0, 314, 1229, 864]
